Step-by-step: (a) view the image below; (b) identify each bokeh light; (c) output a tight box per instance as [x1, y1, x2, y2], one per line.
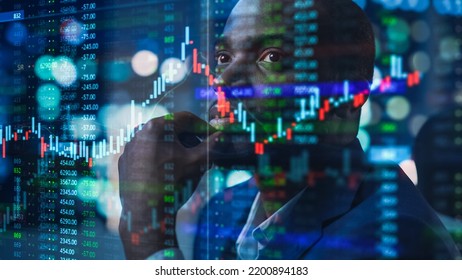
[410, 51, 431, 73]
[36, 83, 61, 108]
[411, 20, 431, 43]
[98, 102, 169, 136]
[38, 106, 60, 121]
[51, 56, 78, 86]
[370, 101, 383, 125]
[387, 19, 410, 54]
[386, 96, 411, 121]
[96, 184, 122, 233]
[360, 98, 372, 127]
[77, 177, 101, 202]
[376, 0, 402, 10]
[69, 117, 102, 141]
[352, 0, 366, 9]
[60, 18, 86, 46]
[455, 90, 462, 105]
[36, 83, 62, 121]
[387, 39, 410, 55]
[5, 22, 28, 46]
[401, 0, 429, 11]
[35, 55, 55, 81]
[210, 169, 225, 193]
[357, 128, 371, 151]
[160, 57, 188, 84]
[374, 0, 429, 11]
[131, 50, 159, 77]
[434, 0, 462, 15]
[439, 37, 461, 62]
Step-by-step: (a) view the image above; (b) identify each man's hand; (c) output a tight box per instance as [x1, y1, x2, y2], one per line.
[118, 112, 217, 259]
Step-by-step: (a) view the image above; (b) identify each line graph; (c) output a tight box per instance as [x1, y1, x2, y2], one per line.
[0, 25, 421, 166]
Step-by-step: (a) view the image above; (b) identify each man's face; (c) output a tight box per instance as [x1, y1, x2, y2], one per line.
[208, 0, 371, 150]
[209, 0, 296, 132]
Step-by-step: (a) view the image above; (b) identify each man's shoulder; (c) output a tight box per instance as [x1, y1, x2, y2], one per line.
[317, 163, 460, 259]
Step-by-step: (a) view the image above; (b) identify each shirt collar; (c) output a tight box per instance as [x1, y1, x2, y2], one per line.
[236, 188, 307, 259]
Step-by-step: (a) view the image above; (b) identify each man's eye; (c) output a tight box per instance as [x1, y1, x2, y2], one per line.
[216, 53, 232, 65]
[259, 50, 283, 63]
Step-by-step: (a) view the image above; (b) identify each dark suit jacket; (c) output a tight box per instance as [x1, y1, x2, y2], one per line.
[194, 140, 461, 259]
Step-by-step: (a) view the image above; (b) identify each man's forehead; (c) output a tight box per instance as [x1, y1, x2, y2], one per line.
[223, 1, 260, 37]
[230, 0, 293, 12]
[223, 0, 293, 42]
[229, 0, 261, 18]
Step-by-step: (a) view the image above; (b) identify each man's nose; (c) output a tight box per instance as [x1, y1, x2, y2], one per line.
[216, 54, 254, 88]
